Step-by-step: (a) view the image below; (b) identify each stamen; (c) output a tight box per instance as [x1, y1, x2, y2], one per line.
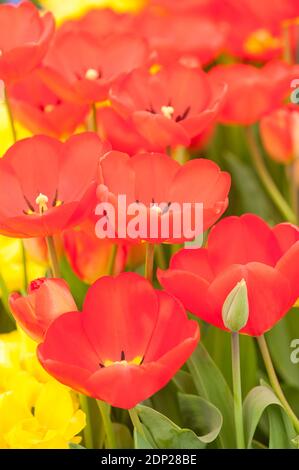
[161, 105, 174, 120]
[35, 193, 49, 214]
[44, 104, 55, 113]
[85, 68, 100, 80]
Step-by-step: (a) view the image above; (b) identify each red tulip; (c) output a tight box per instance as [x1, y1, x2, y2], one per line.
[97, 151, 231, 243]
[209, 61, 295, 125]
[38, 272, 199, 409]
[0, 1, 55, 85]
[41, 30, 149, 104]
[260, 105, 299, 164]
[9, 278, 77, 342]
[134, 10, 227, 66]
[0, 132, 110, 238]
[110, 64, 227, 149]
[97, 107, 158, 154]
[58, 8, 135, 40]
[158, 214, 299, 336]
[63, 220, 127, 284]
[8, 67, 89, 138]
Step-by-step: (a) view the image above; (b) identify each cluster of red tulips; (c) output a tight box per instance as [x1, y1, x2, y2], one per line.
[1, 0, 299, 450]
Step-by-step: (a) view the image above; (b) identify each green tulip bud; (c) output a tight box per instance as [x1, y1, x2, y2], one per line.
[222, 279, 249, 332]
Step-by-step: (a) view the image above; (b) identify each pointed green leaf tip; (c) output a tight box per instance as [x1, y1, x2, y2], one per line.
[222, 279, 249, 332]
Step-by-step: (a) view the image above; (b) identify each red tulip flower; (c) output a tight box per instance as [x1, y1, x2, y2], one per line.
[97, 107, 158, 154]
[110, 64, 227, 150]
[59, 8, 135, 40]
[97, 151, 231, 243]
[41, 30, 149, 104]
[8, 68, 89, 138]
[260, 105, 299, 164]
[38, 272, 199, 409]
[134, 10, 227, 66]
[0, 1, 55, 85]
[158, 214, 299, 336]
[209, 61, 295, 125]
[9, 278, 77, 342]
[0, 132, 110, 238]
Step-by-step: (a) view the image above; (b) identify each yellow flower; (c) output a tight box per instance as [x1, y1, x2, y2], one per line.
[0, 331, 86, 448]
[0, 103, 31, 156]
[40, 0, 146, 22]
[0, 236, 45, 296]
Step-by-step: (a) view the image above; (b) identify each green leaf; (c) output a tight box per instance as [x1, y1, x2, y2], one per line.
[136, 405, 204, 449]
[172, 370, 197, 395]
[178, 393, 223, 444]
[69, 443, 86, 449]
[60, 257, 89, 309]
[243, 385, 283, 448]
[266, 310, 299, 389]
[268, 407, 295, 449]
[187, 343, 235, 448]
[113, 423, 133, 449]
[134, 430, 154, 449]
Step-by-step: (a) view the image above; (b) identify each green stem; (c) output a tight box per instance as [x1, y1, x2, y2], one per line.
[97, 400, 117, 449]
[107, 244, 118, 275]
[246, 127, 296, 223]
[257, 335, 299, 434]
[4, 87, 17, 143]
[128, 407, 146, 440]
[21, 240, 28, 291]
[155, 244, 167, 270]
[92, 103, 98, 133]
[79, 394, 94, 449]
[144, 242, 155, 283]
[46, 236, 60, 278]
[231, 332, 245, 449]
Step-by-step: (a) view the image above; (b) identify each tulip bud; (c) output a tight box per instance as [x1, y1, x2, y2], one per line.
[9, 278, 77, 342]
[222, 279, 249, 332]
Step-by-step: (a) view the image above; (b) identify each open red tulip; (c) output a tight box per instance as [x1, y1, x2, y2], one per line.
[0, 132, 110, 238]
[209, 61, 295, 125]
[97, 151, 231, 243]
[41, 29, 149, 104]
[260, 105, 299, 164]
[9, 278, 77, 342]
[158, 214, 299, 336]
[0, 1, 55, 85]
[8, 67, 89, 138]
[109, 63, 227, 150]
[38, 272, 199, 409]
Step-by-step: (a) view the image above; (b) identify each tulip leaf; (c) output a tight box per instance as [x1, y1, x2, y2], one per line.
[268, 407, 295, 449]
[172, 370, 197, 395]
[113, 423, 133, 449]
[136, 405, 204, 449]
[243, 385, 288, 448]
[178, 393, 223, 443]
[69, 443, 86, 449]
[134, 430, 154, 449]
[187, 343, 235, 448]
[266, 311, 299, 389]
[60, 257, 88, 309]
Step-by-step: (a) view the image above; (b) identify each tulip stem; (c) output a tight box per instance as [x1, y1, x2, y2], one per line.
[245, 126, 296, 224]
[97, 400, 117, 449]
[79, 394, 94, 449]
[257, 335, 299, 434]
[4, 87, 17, 143]
[46, 236, 60, 278]
[128, 408, 146, 441]
[231, 332, 245, 449]
[92, 103, 98, 133]
[108, 244, 118, 275]
[145, 242, 155, 283]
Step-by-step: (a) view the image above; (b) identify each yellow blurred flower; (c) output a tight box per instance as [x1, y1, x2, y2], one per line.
[40, 0, 146, 23]
[0, 103, 31, 156]
[0, 329, 85, 448]
[0, 236, 45, 296]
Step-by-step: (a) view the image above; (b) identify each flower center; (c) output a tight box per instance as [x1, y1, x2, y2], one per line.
[161, 105, 174, 119]
[44, 104, 55, 113]
[35, 193, 49, 214]
[99, 351, 143, 368]
[85, 68, 100, 80]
